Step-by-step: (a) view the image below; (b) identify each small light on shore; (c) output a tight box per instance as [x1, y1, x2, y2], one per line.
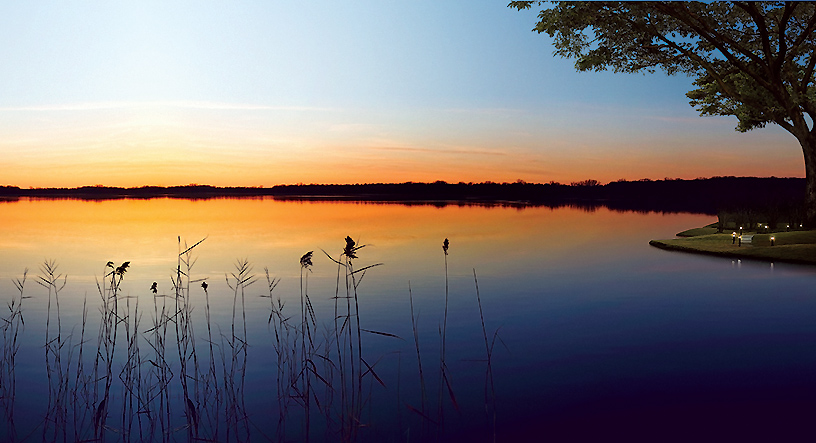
[770, 236, 775, 246]
[732, 232, 736, 244]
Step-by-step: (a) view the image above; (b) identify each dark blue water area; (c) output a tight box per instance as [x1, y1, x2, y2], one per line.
[282, 242, 816, 441]
[470, 251, 816, 441]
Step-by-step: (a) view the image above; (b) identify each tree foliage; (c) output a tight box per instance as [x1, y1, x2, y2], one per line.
[509, 1, 816, 134]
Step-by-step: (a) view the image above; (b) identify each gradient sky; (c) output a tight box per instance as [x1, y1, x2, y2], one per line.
[0, 0, 803, 187]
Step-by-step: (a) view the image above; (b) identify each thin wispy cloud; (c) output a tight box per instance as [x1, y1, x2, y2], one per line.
[0, 101, 336, 112]
[441, 107, 524, 115]
[373, 146, 508, 156]
[328, 123, 381, 133]
[645, 115, 725, 125]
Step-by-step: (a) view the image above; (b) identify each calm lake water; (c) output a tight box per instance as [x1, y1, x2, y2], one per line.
[0, 198, 814, 442]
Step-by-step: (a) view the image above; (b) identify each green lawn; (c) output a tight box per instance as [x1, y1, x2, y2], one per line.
[650, 229, 816, 265]
[676, 227, 719, 237]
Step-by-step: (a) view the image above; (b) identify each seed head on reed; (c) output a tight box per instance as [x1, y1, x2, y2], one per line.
[343, 236, 358, 259]
[443, 238, 449, 255]
[300, 251, 314, 269]
[150, 282, 158, 294]
[115, 262, 130, 276]
[201, 281, 208, 290]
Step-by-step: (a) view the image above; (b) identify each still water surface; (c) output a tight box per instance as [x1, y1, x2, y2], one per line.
[0, 198, 814, 441]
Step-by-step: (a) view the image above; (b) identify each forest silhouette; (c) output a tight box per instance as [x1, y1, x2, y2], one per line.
[0, 176, 804, 215]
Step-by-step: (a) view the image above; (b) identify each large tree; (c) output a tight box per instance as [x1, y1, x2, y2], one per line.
[510, 1, 816, 225]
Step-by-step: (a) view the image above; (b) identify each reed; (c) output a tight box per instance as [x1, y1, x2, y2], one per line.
[40, 260, 73, 442]
[0, 235, 499, 442]
[474, 269, 499, 443]
[174, 237, 206, 440]
[0, 269, 27, 442]
[224, 257, 254, 441]
[321, 236, 388, 441]
[146, 267, 172, 439]
[407, 281, 431, 436]
[262, 267, 288, 440]
[437, 237, 458, 432]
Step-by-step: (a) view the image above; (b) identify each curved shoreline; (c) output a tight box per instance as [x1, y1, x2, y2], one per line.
[648, 239, 816, 266]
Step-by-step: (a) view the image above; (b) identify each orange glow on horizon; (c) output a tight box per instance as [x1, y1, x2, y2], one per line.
[0, 102, 805, 188]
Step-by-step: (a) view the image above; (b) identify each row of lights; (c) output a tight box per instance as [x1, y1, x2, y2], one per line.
[745, 223, 803, 231]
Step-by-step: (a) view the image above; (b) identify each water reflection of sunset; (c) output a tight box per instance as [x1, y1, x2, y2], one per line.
[0, 198, 710, 287]
[3, 198, 813, 442]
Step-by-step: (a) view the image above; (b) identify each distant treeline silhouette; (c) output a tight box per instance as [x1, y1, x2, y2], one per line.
[0, 177, 805, 215]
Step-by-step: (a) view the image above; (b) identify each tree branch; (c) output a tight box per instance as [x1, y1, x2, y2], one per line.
[663, 3, 807, 120]
[664, 3, 766, 69]
[776, 2, 795, 60]
[643, 24, 738, 99]
[802, 47, 816, 95]
[787, 6, 816, 51]
[773, 117, 795, 134]
[735, 2, 774, 76]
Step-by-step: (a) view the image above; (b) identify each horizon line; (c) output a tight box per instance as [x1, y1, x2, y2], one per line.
[2, 175, 806, 190]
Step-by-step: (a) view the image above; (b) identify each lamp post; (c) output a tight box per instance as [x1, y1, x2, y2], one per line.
[770, 236, 775, 246]
[732, 232, 736, 244]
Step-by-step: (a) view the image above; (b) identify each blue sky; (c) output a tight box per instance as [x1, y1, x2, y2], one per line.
[0, 0, 801, 187]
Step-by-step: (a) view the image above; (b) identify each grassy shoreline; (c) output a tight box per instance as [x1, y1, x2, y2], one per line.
[649, 229, 816, 266]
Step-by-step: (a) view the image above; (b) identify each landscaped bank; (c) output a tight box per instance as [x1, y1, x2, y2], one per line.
[649, 229, 816, 265]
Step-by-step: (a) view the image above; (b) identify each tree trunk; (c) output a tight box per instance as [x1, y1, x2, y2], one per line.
[803, 135, 816, 228]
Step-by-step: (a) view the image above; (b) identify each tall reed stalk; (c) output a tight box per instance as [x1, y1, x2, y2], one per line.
[173, 237, 206, 440]
[224, 257, 255, 441]
[322, 236, 384, 442]
[437, 238, 454, 431]
[40, 260, 71, 442]
[407, 281, 430, 436]
[263, 267, 288, 441]
[90, 260, 129, 440]
[0, 269, 27, 442]
[299, 251, 316, 442]
[474, 269, 497, 443]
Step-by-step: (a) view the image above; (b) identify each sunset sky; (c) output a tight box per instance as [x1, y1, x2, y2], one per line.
[0, 0, 803, 188]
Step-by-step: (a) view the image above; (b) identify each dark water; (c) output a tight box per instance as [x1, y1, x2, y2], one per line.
[0, 198, 813, 441]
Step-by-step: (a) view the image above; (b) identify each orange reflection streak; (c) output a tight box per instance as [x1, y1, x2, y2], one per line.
[0, 198, 711, 285]
[0, 198, 714, 318]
